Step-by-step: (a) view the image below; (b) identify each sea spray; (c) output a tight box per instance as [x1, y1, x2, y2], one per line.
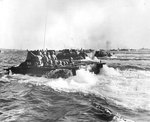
[42, 68, 99, 92]
[83, 56, 100, 62]
[2, 64, 150, 112]
[97, 66, 150, 111]
[100, 65, 121, 76]
[4, 68, 99, 93]
[1, 50, 150, 122]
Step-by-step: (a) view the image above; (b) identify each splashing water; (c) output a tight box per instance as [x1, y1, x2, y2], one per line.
[98, 65, 150, 112]
[3, 64, 150, 113]
[5, 68, 99, 93]
[1, 50, 150, 122]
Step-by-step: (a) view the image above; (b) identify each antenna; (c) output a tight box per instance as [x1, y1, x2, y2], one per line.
[43, 0, 48, 49]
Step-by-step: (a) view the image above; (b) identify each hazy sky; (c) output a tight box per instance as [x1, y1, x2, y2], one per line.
[0, 0, 150, 49]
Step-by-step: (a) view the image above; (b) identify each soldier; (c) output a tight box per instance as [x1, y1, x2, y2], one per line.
[47, 52, 53, 66]
[29, 50, 43, 67]
[42, 51, 49, 66]
[51, 51, 57, 65]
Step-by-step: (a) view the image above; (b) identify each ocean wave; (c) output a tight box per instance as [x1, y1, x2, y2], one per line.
[108, 63, 150, 71]
[0, 51, 150, 122]
[2, 65, 150, 112]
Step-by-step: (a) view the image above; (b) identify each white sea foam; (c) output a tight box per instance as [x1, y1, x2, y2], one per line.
[2, 64, 150, 112]
[82, 56, 100, 62]
[98, 65, 150, 111]
[100, 65, 121, 76]
[112, 115, 135, 122]
[110, 55, 118, 59]
[8, 68, 98, 93]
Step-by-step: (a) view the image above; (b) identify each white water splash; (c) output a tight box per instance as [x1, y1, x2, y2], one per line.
[100, 65, 121, 76]
[2, 64, 150, 112]
[97, 65, 150, 111]
[112, 114, 135, 122]
[6, 68, 99, 93]
[82, 56, 100, 62]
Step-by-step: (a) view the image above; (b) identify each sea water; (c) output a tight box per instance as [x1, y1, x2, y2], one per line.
[0, 50, 150, 122]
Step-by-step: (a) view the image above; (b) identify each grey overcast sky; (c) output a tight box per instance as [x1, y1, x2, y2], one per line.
[0, 0, 150, 49]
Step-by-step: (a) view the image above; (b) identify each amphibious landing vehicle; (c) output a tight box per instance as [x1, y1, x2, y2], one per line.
[5, 60, 105, 78]
[4, 49, 105, 78]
